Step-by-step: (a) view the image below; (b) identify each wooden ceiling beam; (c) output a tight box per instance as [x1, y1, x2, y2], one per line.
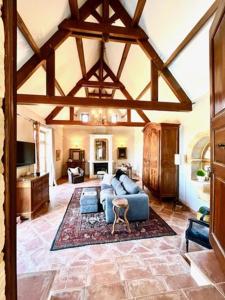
[151, 61, 158, 101]
[103, 62, 150, 122]
[45, 106, 63, 122]
[79, 80, 123, 89]
[46, 50, 55, 96]
[17, 94, 192, 112]
[136, 82, 151, 100]
[69, 0, 79, 19]
[70, 32, 138, 44]
[17, 13, 65, 96]
[89, 92, 112, 98]
[92, 10, 103, 23]
[17, 0, 101, 89]
[108, 0, 191, 105]
[109, 13, 119, 24]
[70, 107, 74, 120]
[164, 1, 218, 67]
[46, 120, 145, 127]
[59, 20, 148, 40]
[17, 12, 40, 55]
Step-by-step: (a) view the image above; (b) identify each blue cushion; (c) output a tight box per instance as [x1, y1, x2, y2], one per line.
[101, 183, 112, 191]
[111, 177, 127, 195]
[120, 175, 139, 194]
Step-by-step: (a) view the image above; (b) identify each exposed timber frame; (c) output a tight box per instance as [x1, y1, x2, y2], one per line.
[16, 0, 217, 127]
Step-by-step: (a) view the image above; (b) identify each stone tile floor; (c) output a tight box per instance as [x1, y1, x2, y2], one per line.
[17, 179, 225, 299]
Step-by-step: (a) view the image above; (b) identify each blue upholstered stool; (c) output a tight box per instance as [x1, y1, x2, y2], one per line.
[80, 188, 98, 213]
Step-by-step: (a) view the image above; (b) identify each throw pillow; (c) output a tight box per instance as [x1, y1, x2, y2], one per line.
[121, 175, 140, 194]
[111, 177, 127, 195]
[115, 169, 126, 180]
[102, 174, 113, 185]
[69, 167, 80, 175]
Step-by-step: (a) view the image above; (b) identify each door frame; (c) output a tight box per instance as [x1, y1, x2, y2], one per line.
[3, 0, 17, 299]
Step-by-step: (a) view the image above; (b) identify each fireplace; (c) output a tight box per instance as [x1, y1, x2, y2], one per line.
[89, 134, 113, 178]
[94, 162, 108, 174]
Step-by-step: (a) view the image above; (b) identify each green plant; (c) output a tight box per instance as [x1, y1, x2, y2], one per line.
[196, 169, 206, 177]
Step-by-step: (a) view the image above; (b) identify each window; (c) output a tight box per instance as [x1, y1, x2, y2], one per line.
[111, 114, 117, 123]
[81, 113, 89, 123]
[39, 130, 47, 173]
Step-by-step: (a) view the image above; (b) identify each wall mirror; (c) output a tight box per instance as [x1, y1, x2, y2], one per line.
[118, 147, 127, 159]
[95, 139, 108, 161]
[69, 149, 85, 161]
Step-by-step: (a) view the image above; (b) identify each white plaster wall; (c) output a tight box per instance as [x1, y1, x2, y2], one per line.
[62, 126, 137, 176]
[0, 0, 5, 297]
[179, 93, 210, 211]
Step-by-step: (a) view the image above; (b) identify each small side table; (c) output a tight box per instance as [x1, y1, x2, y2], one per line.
[111, 198, 131, 234]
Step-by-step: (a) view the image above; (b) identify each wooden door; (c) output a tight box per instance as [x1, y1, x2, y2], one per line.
[210, 1, 225, 271]
[160, 125, 179, 197]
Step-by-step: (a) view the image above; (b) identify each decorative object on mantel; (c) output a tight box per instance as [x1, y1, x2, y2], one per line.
[117, 147, 127, 159]
[56, 149, 61, 161]
[50, 187, 176, 251]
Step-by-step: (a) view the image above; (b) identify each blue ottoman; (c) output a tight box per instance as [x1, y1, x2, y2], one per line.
[80, 188, 98, 213]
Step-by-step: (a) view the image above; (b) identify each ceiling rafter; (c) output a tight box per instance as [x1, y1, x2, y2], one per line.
[103, 62, 150, 123]
[17, 0, 102, 89]
[17, 12, 65, 96]
[135, 1, 218, 102]
[109, 0, 192, 105]
[46, 120, 145, 127]
[45, 61, 100, 121]
[69, 0, 89, 97]
[164, 0, 218, 67]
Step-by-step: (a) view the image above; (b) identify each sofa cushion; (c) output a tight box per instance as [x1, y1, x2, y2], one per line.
[111, 177, 127, 195]
[100, 188, 114, 204]
[102, 174, 114, 185]
[68, 167, 80, 175]
[120, 175, 139, 194]
[101, 183, 112, 191]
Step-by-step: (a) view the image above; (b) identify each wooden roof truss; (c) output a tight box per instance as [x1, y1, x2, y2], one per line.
[17, 0, 218, 126]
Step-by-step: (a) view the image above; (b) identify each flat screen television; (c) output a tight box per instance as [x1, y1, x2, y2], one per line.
[17, 141, 35, 167]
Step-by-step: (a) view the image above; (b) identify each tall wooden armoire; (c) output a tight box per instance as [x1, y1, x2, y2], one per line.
[143, 123, 180, 200]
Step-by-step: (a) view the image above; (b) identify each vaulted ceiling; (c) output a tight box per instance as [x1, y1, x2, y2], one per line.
[17, 0, 217, 126]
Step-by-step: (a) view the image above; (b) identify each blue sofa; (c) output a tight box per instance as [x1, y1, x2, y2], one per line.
[100, 174, 149, 223]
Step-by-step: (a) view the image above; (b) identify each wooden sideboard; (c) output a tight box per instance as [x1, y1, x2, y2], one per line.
[16, 173, 49, 219]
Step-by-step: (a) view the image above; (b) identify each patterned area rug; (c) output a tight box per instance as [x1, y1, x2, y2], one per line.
[51, 187, 176, 251]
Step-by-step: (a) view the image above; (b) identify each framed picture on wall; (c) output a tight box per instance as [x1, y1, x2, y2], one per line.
[117, 147, 127, 159]
[56, 149, 61, 161]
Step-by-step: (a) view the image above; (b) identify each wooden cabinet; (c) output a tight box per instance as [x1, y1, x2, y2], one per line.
[210, 2, 225, 272]
[16, 173, 49, 219]
[143, 123, 180, 200]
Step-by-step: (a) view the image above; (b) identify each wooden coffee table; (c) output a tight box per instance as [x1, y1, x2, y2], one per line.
[111, 198, 131, 234]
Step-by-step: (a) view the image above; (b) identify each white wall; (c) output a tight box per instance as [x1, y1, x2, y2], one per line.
[62, 126, 139, 176]
[179, 93, 210, 211]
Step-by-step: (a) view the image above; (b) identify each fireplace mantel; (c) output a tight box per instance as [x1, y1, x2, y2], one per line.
[89, 134, 113, 178]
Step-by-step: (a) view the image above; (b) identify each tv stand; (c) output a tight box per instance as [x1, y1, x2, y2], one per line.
[16, 173, 49, 219]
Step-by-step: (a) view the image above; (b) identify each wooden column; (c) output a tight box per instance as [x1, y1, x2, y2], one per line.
[3, 0, 17, 299]
[34, 122, 40, 175]
[151, 60, 158, 101]
[46, 49, 55, 96]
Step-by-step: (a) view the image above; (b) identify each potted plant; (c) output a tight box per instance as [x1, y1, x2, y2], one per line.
[196, 169, 206, 182]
